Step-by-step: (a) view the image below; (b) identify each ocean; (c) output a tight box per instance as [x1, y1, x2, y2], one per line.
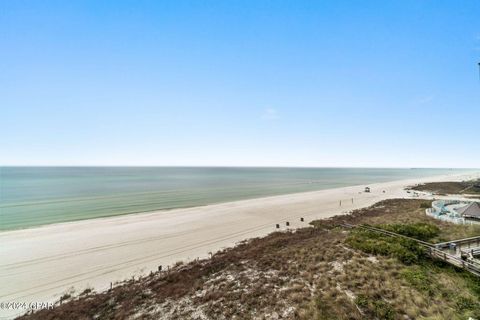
[0, 167, 475, 231]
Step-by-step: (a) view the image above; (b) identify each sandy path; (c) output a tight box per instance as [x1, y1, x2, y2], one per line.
[1, 172, 479, 318]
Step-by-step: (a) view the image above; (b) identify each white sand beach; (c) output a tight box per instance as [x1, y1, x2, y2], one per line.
[1, 172, 479, 318]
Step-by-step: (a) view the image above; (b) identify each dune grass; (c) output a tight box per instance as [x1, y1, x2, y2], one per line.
[411, 179, 480, 196]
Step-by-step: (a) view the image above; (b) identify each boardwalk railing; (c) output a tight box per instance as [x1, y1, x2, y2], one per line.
[340, 223, 480, 277]
[436, 236, 480, 249]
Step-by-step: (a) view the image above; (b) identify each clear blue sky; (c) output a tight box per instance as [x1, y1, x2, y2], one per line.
[1, 1, 479, 167]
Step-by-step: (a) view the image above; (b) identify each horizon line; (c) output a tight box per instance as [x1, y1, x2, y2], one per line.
[1, 165, 479, 170]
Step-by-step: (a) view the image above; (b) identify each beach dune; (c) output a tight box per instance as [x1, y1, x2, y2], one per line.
[0, 172, 479, 318]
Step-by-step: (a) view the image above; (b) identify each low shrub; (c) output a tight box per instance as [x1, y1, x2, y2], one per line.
[456, 296, 476, 310]
[346, 229, 424, 264]
[377, 223, 440, 241]
[355, 294, 396, 320]
[400, 266, 433, 294]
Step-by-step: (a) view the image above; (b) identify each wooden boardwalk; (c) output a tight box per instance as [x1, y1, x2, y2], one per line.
[436, 235, 480, 249]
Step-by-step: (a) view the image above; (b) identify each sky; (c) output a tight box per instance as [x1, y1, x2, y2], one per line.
[1, 1, 479, 167]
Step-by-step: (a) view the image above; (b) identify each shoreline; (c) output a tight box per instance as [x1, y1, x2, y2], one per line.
[2, 168, 475, 233]
[1, 171, 477, 235]
[1, 171, 479, 319]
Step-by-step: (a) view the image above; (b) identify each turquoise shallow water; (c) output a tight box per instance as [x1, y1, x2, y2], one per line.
[0, 167, 476, 231]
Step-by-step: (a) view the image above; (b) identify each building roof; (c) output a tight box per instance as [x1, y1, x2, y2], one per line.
[456, 202, 480, 218]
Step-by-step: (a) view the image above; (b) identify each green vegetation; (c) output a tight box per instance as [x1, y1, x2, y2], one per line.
[306, 290, 359, 320]
[355, 294, 396, 320]
[347, 221, 480, 319]
[346, 222, 440, 264]
[346, 228, 424, 264]
[378, 222, 440, 241]
[400, 266, 433, 293]
[399, 262, 480, 319]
